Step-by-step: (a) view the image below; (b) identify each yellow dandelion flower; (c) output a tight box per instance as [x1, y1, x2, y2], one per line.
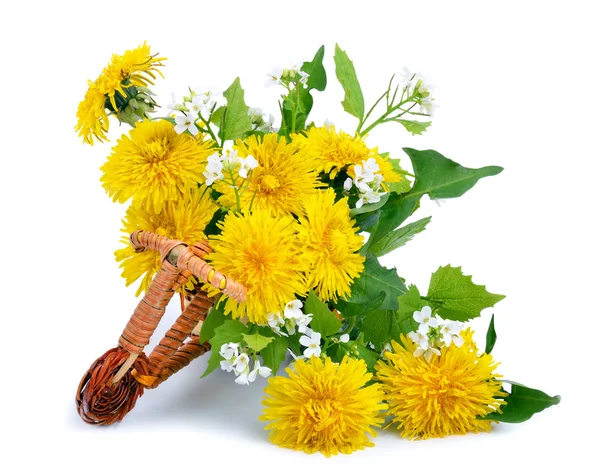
[115, 187, 217, 296]
[376, 330, 507, 439]
[261, 356, 386, 457]
[75, 42, 166, 145]
[297, 189, 365, 301]
[101, 119, 215, 214]
[293, 125, 401, 184]
[215, 134, 321, 217]
[75, 85, 110, 145]
[206, 209, 306, 324]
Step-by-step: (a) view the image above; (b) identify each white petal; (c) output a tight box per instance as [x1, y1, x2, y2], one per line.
[343, 178, 353, 191]
[258, 366, 272, 378]
[173, 124, 187, 134]
[339, 334, 350, 343]
[453, 335, 465, 347]
[413, 311, 424, 323]
[299, 335, 312, 347]
[421, 306, 432, 317]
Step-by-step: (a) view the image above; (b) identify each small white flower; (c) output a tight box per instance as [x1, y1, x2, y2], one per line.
[413, 306, 437, 333]
[299, 331, 321, 358]
[267, 312, 287, 336]
[235, 370, 251, 385]
[248, 359, 272, 382]
[221, 149, 241, 172]
[400, 67, 417, 91]
[239, 155, 259, 178]
[298, 70, 310, 85]
[295, 313, 313, 334]
[339, 334, 350, 343]
[232, 353, 250, 373]
[265, 66, 284, 87]
[219, 342, 239, 360]
[248, 107, 263, 121]
[174, 113, 198, 136]
[439, 319, 463, 347]
[165, 92, 181, 116]
[284, 299, 303, 319]
[188, 95, 206, 116]
[356, 187, 384, 208]
[220, 360, 234, 372]
[408, 331, 430, 350]
[203, 153, 224, 186]
[362, 158, 380, 175]
[343, 177, 353, 191]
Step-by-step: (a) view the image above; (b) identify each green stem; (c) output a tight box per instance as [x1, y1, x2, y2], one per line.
[198, 115, 219, 144]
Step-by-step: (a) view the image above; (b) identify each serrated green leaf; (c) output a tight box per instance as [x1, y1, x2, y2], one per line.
[398, 119, 432, 135]
[261, 336, 289, 373]
[242, 333, 274, 352]
[222, 77, 252, 141]
[346, 254, 406, 310]
[302, 45, 327, 91]
[366, 148, 503, 249]
[483, 381, 560, 423]
[199, 301, 227, 343]
[334, 44, 364, 120]
[202, 320, 248, 378]
[305, 290, 342, 336]
[485, 314, 497, 354]
[349, 193, 389, 216]
[427, 265, 505, 321]
[355, 210, 380, 232]
[369, 216, 431, 257]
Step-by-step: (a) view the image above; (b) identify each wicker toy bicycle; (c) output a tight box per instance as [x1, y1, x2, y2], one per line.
[76, 230, 245, 425]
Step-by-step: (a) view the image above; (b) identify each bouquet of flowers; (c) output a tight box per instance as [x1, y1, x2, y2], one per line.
[75, 43, 559, 456]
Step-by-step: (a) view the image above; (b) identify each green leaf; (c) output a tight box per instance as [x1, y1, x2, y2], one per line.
[210, 106, 226, 126]
[336, 291, 385, 317]
[386, 156, 412, 194]
[242, 333, 274, 352]
[369, 216, 432, 257]
[334, 44, 364, 119]
[362, 310, 401, 349]
[345, 254, 406, 310]
[355, 210, 380, 232]
[367, 148, 503, 250]
[404, 148, 504, 200]
[483, 381, 560, 423]
[305, 290, 342, 336]
[199, 301, 227, 343]
[398, 119, 432, 135]
[202, 320, 248, 377]
[396, 285, 424, 334]
[427, 265, 505, 321]
[485, 314, 497, 354]
[221, 77, 252, 141]
[349, 193, 389, 216]
[261, 336, 289, 373]
[302, 45, 327, 91]
[355, 345, 380, 371]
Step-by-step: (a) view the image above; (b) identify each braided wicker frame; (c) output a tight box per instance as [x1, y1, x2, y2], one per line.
[76, 231, 246, 425]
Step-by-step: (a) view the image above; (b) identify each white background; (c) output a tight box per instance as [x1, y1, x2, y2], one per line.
[1, 1, 598, 469]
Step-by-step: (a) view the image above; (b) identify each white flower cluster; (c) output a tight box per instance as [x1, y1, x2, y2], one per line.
[409, 306, 464, 362]
[399, 67, 437, 116]
[344, 157, 387, 208]
[266, 299, 349, 359]
[168, 89, 221, 136]
[203, 149, 259, 186]
[219, 343, 272, 385]
[249, 107, 277, 133]
[267, 299, 313, 336]
[265, 63, 310, 88]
